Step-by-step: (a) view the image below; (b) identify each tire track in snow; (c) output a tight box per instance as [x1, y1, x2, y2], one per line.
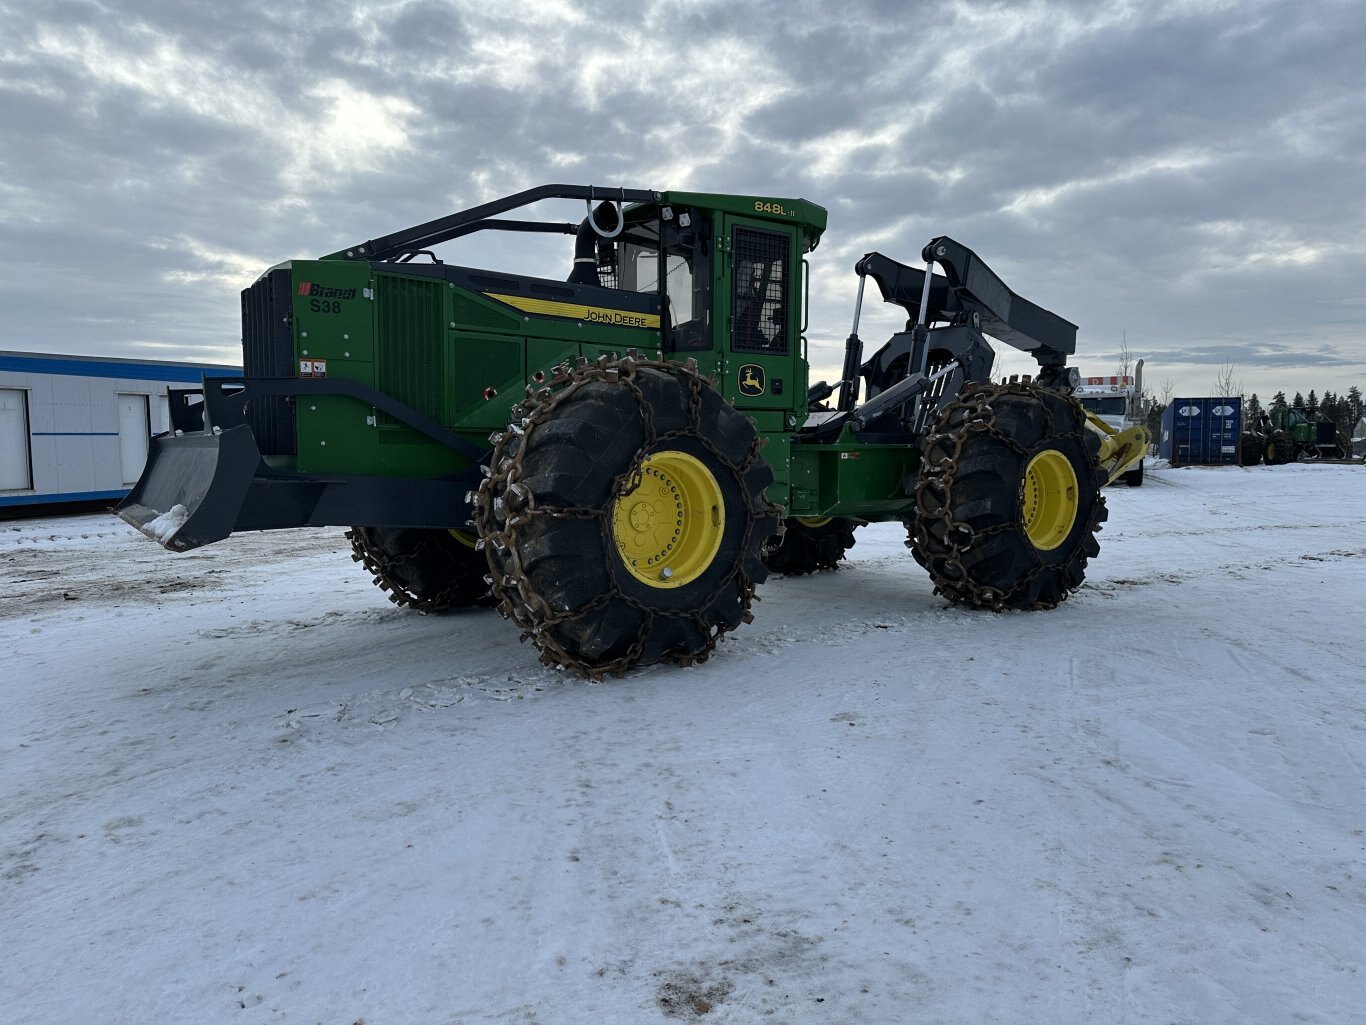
[699, 665, 960, 1023]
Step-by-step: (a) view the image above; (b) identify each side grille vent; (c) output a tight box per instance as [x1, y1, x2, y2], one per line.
[376, 274, 446, 424]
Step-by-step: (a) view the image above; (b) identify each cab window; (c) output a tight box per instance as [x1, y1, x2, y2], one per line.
[730, 226, 790, 355]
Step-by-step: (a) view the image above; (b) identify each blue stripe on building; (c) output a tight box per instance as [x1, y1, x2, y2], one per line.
[0, 354, 238, 383]
[0, 489, 129, 507]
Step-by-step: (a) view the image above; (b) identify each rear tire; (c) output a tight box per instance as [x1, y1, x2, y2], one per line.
[474, 357, 778, 676]
[1239, 433, 1264, 466]
[764, 517, 859, 575]
[347, 527, 491, 611]
[908, 381, 1107, 610]
[1123, 459, 1145, 487]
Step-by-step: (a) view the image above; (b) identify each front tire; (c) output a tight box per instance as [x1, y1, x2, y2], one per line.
[474, 357, 778, 676]
[1123, 459, 1145, 487]
[909, 381, 1107, 610]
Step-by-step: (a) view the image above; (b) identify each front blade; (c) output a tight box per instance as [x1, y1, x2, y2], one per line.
[115, 425, 261, 551]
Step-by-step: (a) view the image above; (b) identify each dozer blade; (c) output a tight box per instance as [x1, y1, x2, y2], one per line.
[1083, 413, 1151, 486]
[116, 425, 261, 552]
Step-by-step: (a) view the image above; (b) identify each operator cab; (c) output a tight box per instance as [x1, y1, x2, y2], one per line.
[562, 192, 822, 417]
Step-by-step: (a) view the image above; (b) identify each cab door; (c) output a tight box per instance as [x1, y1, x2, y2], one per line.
[717, 216, 804, 421]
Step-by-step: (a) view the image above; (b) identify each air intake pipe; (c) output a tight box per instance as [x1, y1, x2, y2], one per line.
[568, 200, 623, 286]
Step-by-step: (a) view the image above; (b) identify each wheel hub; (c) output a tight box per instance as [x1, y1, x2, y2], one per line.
[612, 450, 724, 588]
[1020, 450, 1079, 551]
[627, 501, 655, 532]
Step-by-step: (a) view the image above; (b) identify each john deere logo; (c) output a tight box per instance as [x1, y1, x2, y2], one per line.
[738, 364, 765, 397]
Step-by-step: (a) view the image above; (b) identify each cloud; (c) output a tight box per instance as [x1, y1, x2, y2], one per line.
[0, 0, 1362, 398]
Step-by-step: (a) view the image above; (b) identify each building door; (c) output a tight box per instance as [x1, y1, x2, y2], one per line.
[117, 393, 150, 485]
[0, 388, 32, 491]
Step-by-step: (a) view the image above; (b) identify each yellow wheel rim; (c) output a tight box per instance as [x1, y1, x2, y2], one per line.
[447, 529, 477, 548]
[1020, 450, 1079, 551]
[795, 516, 832, 528]
[611, 450, 724, 588]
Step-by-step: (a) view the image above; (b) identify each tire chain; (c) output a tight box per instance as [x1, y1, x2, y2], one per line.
[345, 527, 480, 612]
[908, 380, 1102, 611]
[471, 351, 779, 678]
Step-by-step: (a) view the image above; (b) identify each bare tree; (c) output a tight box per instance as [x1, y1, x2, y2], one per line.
[1158, 377, 1175, 404]
[1117, 333, 1132, 378]
[1212, 360, 1243, 399]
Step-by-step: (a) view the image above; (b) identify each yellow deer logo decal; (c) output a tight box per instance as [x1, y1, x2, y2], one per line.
[738, 364, 765, 397]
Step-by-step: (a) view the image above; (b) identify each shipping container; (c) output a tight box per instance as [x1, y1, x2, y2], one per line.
[1, 351, 237, 512]
[1159, 396, 1243, 466]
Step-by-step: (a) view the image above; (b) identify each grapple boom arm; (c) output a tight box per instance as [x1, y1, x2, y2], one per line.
[857, 237, 1077, 359]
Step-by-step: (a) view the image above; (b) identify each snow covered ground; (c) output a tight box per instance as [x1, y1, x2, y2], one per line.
[3, 462, 1364, 1025]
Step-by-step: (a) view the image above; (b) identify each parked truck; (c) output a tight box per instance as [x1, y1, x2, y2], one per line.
[118, 185, 1149, 676]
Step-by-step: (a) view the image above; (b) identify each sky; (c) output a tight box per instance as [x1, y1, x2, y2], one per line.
[2, 0, 1364, 403]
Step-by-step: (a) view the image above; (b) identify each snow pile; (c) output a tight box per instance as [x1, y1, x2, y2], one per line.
[139, 503, 190, 544]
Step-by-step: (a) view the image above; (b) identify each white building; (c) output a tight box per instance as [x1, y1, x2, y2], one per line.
[0, 351, 237, 511]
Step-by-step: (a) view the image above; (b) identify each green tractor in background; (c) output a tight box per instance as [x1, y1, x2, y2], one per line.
[118, 184, 1147, 676]
[1245, 406, 1353, 465]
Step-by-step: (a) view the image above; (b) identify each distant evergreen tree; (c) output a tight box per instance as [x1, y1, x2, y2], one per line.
[1293, 391, 1305, 410]
[1306, 390, 1318, 413]
[1322, 392, 1352, 439]
[1348, 386, 1364, 427]
[1321, 390, 1338, 427]
[1271, 391, 1288, 413]
[1246, 393, 1263, 417]
[1146, 402, 1166, 440]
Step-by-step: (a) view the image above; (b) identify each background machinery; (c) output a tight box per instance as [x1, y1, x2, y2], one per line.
[1074, 363, 1148, 486]
[118, 185, 1148, 676]
[1243, 406, 1353, 465]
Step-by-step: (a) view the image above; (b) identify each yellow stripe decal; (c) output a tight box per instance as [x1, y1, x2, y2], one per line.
[484, 293, 660, 330]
